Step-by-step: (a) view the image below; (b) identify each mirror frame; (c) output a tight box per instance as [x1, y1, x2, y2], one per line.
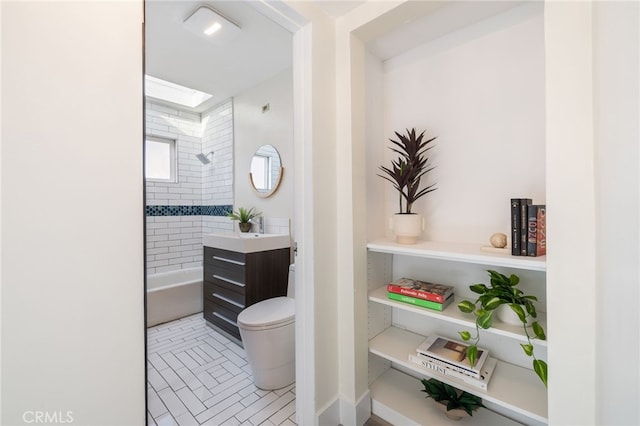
[249, 167, 283, 198]
[249, 144, 283, 198]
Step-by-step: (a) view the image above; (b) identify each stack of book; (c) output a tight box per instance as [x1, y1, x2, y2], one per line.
[511, 198, 546, 257]
[386, 278, 454, 311]
[409, 335, 498, 391]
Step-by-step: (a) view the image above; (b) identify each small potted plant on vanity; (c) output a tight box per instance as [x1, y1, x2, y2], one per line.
[227, 207, 261, 233]
[457, 270, 548, 386]
[378, 128, 437, 244]
[421, 378, 485, 420]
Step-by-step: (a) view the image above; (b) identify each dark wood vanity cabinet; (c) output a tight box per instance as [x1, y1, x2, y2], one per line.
[202, 246, 291, 340]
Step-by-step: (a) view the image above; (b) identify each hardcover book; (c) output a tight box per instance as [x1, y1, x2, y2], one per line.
[387, 278, 454, 303]
[510, 198, 521, 256]
[387, 292, 453, 311]
[408, 354, 498, 391]
[536, 205, 546, 256]
[416, 335, 489, 378]
[526, 204, 546, 257]
[520, 198, 532, 255]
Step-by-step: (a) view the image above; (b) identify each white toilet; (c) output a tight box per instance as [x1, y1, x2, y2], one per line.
[237, 264, 295, 390]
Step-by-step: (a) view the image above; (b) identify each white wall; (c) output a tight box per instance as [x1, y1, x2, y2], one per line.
[545, 3, 598, 424]
[1, 1, 145, 424]
[234, 68, 294, 228]
[379, 3, 546, 244]
[593, 2, 639, 424]
[282, 2, 340, 424]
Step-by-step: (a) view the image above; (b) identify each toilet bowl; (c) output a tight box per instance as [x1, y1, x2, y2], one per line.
[237, 265, 295, 390]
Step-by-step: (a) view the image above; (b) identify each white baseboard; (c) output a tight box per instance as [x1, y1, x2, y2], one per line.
[316, 397, 340, 425]
[341, 390, 371, 426]
[317, 391, 371, 426]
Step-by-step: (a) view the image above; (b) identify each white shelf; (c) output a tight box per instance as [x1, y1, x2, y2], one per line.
[369, 286, 548, 347]
[371, 368, 522, 426]
[370, 326, 548, 424]
[367, 238, 546, 271]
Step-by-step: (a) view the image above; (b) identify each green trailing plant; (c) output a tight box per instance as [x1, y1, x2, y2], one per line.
[421, 378, 485, 416]
[227, 207, 261, 224]
[377, 128, 437, 214]
[457, 270, 548, 387]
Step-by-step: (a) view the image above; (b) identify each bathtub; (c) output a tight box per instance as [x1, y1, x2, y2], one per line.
[147, 267, 203, 327]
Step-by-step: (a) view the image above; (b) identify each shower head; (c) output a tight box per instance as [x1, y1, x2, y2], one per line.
[196, 151, 214, 164]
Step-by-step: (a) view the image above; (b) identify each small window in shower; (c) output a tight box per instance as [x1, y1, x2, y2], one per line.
[145, 136, 177, 182]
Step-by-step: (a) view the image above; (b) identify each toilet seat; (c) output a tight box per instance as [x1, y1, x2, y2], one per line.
[237, 297, 295, 331]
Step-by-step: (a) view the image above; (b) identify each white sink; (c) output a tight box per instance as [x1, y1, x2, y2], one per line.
[203, 232, 290, 253]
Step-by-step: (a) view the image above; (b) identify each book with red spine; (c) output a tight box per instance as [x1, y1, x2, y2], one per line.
[536, 205, 546, 256]
[386, 278, 454, 303]
[527, 204, 547, 257]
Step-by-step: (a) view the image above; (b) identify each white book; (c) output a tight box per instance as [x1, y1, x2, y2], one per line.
[409, 354, 498, 391]
[416, 335, 489, 378]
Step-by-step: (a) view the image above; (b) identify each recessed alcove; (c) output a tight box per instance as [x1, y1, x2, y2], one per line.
[337, 2, 549, 424]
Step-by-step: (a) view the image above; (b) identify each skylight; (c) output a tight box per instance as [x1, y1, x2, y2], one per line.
[145, 75, 213, 109]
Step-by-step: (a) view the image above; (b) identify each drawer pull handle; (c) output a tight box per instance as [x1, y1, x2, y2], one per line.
[212, 312, 237, 327]
[212, 256, 246, 266]
[213, 274, 245, 288]
[213, 293, 245, 309]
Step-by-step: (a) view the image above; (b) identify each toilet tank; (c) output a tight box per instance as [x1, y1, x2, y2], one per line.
[287, 264, 295, 298]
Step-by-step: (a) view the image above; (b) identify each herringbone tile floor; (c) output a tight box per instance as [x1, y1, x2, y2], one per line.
[147, 314, 296, 426]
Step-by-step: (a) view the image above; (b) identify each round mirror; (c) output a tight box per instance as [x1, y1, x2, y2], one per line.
[249, 144, 283, 198]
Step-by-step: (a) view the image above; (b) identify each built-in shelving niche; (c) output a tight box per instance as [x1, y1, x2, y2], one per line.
[361, 2, 548, 425]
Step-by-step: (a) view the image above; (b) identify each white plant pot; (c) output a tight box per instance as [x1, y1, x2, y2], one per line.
[434, 402, 471, 421]
[390, 213, 424, 244]
[496, 304, 532, 326]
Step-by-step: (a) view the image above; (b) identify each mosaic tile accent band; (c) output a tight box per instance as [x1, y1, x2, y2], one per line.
[146, 205, 233, 217]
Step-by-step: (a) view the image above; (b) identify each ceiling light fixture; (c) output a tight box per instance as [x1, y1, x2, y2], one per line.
[183, 6, 240, 45]
[203, 22, 222, 36]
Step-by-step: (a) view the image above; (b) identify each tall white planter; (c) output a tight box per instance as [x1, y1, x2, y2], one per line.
[390, 213, 424, 244]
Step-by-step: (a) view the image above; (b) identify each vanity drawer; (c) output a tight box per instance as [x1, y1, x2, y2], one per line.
[204, 299, 240, 340]
[203, 262, 246, 293]
[203, 281, 245, 312]
[203, 246, 246, 265]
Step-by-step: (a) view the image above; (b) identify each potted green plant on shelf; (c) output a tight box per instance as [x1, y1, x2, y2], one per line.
[457, 270, 548, 387]
[421, 377, 485, 420]
[227, 207, 261, 233]
[377, 128, 437, 244]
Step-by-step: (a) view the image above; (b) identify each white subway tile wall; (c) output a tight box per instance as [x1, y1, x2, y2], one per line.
[264, 218, 291, 235]
[202, 100, 233, 207]
[146, 100, 234, 275]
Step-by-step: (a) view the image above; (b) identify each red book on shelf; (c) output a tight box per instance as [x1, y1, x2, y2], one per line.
[386, 278, 454, 303]
[527, 204, 547, 257]
[536, 205, 546, 256]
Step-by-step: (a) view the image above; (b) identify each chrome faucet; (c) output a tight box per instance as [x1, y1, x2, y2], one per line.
[255, 216, 264, 234]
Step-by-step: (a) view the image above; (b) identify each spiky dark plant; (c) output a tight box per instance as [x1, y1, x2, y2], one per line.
[421, 378, 485, 416]
[378, 128, 437, 213]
